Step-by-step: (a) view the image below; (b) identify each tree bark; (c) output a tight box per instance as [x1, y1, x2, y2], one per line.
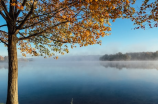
[6, 34, 19, 104]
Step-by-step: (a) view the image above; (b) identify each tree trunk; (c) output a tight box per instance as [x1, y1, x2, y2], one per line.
[6, 34, 19, 104]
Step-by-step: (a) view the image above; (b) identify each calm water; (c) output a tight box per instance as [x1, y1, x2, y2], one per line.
[0, 60, 158, 104]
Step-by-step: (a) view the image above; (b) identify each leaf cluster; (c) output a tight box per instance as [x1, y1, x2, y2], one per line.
[0, 0, 136, 58]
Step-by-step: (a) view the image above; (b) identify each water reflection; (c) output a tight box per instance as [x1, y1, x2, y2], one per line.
[0, 62, 29, 70]
[100, 61, 158, 70]
[0, 63, 8, 69]
[1, 61, 158, 104]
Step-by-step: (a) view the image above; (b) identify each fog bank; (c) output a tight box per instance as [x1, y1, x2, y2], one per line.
[100, 61, 158, 70]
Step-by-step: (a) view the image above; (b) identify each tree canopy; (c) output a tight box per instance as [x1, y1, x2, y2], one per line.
[0, 0, 158, 104]
[0, 0, 136, 59]
[133, 0, 158, 29]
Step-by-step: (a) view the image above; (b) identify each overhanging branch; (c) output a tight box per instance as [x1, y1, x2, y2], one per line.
[18, 21, 69, 40]
[18, 7, 81, 31]
[16, 1, 79, 23]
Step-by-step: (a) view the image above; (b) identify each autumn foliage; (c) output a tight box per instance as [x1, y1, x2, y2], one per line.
[132, 0, 158, 29]
[0, 0, 136, 59]
[1, 0, 158, 104]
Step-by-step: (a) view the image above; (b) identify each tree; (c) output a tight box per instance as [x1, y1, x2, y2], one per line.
[132, 0, 158, 29]
[0, 0, 136, 104]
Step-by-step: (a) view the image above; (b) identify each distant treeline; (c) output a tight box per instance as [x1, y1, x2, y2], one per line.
[100, 51, 158, 61]
[0, 56, 8, 62]
[0, 55, 33, 62]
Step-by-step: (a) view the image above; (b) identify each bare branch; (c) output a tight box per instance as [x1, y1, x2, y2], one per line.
[18, 32, 25, 37]
[17, 2, 34, 29]
[0, 11, 10, 23]
[0, 24, 7, 28]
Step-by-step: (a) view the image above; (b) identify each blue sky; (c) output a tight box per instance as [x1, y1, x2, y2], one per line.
[0, 0, 158, 57]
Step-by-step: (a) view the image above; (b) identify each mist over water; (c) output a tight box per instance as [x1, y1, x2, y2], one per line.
[100, 61, 158, 70]
[0, 56, 158, 104]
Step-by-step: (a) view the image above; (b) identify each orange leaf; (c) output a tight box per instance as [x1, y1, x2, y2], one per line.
[126, 0, 129, 4]
[11, 3, 16, 6]
[20, 6, 24, 10]
[56, 56, 58, 60]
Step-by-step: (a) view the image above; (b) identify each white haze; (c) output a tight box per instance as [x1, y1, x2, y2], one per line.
[1, 55, 158, 70]
[32, 55, 101, 62]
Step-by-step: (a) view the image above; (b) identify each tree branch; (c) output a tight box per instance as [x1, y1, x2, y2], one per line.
[41, 35, 68, 43]
[16, 1, 79, 23]
[18, 32, 26, 37]
[18, 31, 46, 41]
[0, 11, 10, 23]
[18, 21, 69, 40]
[0, 30, 8, 34]
[17, 1, 34, 29]
[0, 1, 7, 11]
[0, 24, 7, 28]
[9, 0, 14, 18]
[15, 0, 27, 19]
[14, 0, 17, 14]
[18, 4, 81, 30]
[0, 30, 8, 46]
[0, 0, 12, 21]
[0, 38, 8, 46]
[19, 17, 48, 30]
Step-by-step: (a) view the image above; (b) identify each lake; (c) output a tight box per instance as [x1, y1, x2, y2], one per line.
[0, 59, 158, 104]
